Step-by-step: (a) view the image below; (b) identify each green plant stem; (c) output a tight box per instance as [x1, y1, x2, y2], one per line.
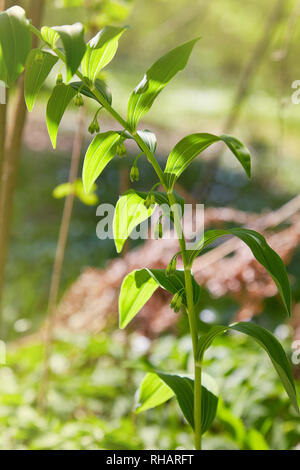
[29, 23, 202, 448]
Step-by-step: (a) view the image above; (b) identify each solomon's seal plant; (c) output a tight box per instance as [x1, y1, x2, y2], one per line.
[1, 5, 298, 450]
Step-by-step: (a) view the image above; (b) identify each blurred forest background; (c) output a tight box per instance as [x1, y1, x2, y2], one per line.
[0, 0, 300, 450]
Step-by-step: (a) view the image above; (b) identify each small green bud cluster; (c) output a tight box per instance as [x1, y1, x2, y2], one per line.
[88, 108, 102, 134]
[144, 192, 156, 209]
[170, 290, 184, 313]
[130, 164, 139, 182]
[74, 93, 84, 107]
[88, 119, 100, 134]
[166, 254, 178, 276]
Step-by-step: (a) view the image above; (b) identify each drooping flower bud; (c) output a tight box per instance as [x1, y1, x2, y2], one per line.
[74, 93, 84, 107]
[88, 121, 95, 134]
[170, 291, 183, 313]
[166, 256, 177, 276]
[130, 165, 139, 182]
[144, 192, 156, 209]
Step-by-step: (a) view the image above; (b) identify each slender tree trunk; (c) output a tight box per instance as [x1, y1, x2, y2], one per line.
[38, 106, 86, 412]
[0, 0, 45, 329]
[0, 0, 8, 178]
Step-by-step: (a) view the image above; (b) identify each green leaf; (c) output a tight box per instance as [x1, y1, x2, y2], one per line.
[82, 26, 127, 83]
[70, 78, 112, 104]
[230, 322, 298, 413]
[127, 38, 199, 130]
[119, 268, 201, 328]
[25, 49, 58, 112]
[165, 133, 251, 190]
[119, 269, 159, 329]
[246, 429, 269, 450]
[53, 180, 98, 206]
[113, 189, 184, 253]
[82, 131, 122, 194]
[41, 26, 59, 48]
[187, 228, 291, 316]
[46, 84, 77, 149]
[113, 190, 156, 253]
[0, 6, 31, 85]
[135, 372, 174, 413]
[156, 372, 218, 433]
[196, 321, 298, 413]
[53, 23, 86, 81]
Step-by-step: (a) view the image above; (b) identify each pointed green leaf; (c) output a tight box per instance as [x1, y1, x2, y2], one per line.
[156, 372, 218, 433]
[0, 6, 31, 85]
[82, 131, 121, 194]
[25, 49, 58, 112]
[135, 372, 175, 413]
[119, 269, 159, 329]
[187, 228, 291, 316]
[127, 38, 199, 130]
[113, 190, 156, 253]
[113, 189, 184, 253]
[41, 26, 59, 48]
[70, 78, 112, 104]
[165, 133, 251, 190]
[119, 268, 201, 328]
[196, 321, 298, 413]
[230, 322, 298, 413]
[53, 23, 86, 81]
[46, 84, 77, 149]
[82, 26, 127, 83]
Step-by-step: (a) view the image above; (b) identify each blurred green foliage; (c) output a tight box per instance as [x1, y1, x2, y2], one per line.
[0, 330, 298, 449]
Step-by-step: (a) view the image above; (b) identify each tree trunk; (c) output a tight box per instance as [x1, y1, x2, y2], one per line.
[0, 0, 46, 329]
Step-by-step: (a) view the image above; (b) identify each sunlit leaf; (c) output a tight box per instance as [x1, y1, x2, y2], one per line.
[41, 26, 59, 48]
[165, 133, 251, 190]
[196, 321, 298, 413]
[82, 26, 127, 83]
[46, 84, 77, 149]
[82, 131, 122, 193]
[113, 190, 156, 253]
[186, 228, 291, 316]
[25, 49, 58, 112]
[119, 268, 200, 328]
[53, 23, 86, 81]
[127, 38, 199, 130]
[0, 6, 31, 85]
[135, 372, 174, 413]
[119, 269, 159, 329]
[113, 188, 184, 253]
